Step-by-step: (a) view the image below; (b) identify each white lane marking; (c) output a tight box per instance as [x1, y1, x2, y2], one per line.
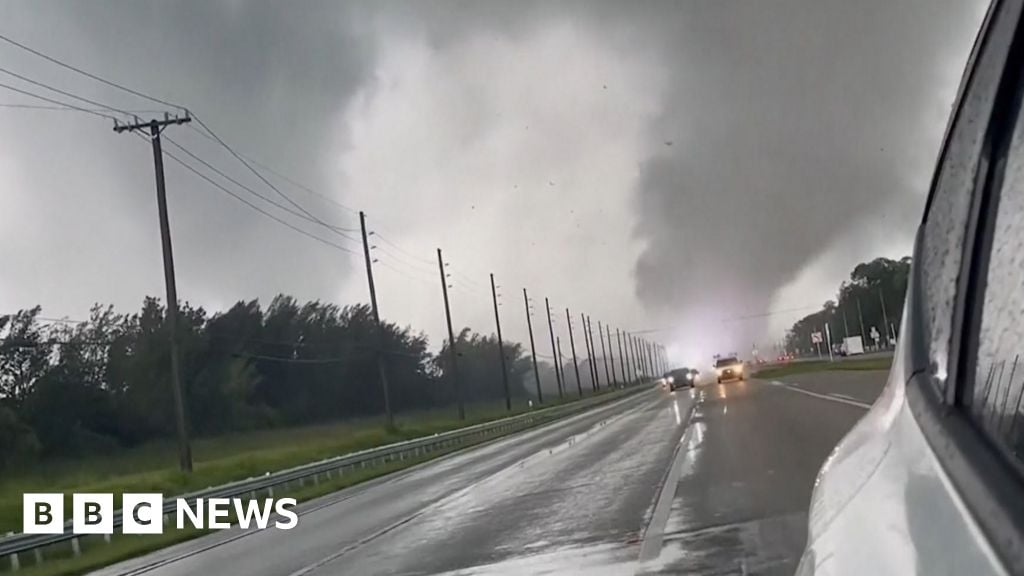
[829, 393, 861, 402]
[780, 384, 871, 409]
[637, 400, 696, 565]
[286, 393, 661, 576]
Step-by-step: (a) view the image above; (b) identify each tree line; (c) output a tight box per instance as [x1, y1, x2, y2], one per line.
[0, 295, 567, 469]
[785, 256, 910, 354]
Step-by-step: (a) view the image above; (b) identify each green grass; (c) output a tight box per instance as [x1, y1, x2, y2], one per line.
[752, 356, 893, 380]
[0, 387, 629, 575]
[1, 446, 467, 576]
[0, 392, 598, 536]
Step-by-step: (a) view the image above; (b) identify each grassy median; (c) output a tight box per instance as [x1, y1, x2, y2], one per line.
[752, 356, 893, 380]
[0, 392, 599, 536]
[0, 387, 631, 575]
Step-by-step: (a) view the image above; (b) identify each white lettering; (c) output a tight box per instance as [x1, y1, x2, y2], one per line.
[23, 494, 63, 534]
[72, 494, 113, 534]
[274, 498, 298, 530]
[123, 494, 164, 534]
[233, 499, 273, 530]
[176, 498, 204, 530]
[207, 498, 231, 529]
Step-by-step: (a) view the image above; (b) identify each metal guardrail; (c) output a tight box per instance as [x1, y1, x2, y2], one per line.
[0, 384, 649, 570]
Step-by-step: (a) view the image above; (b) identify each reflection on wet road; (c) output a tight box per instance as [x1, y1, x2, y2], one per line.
[639, 377, 878, 575]
[96, 372, 886, 576]
[316, 390, 695, 575]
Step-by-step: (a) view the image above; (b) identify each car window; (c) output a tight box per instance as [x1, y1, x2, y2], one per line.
[715, 357, 738, 367]
[919, 2, 1018, 397]
[968, 73, 1024, 465]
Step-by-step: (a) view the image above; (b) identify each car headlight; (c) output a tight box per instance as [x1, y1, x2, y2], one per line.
[667, 376, 674, 384]
[686, 372, 693, 380]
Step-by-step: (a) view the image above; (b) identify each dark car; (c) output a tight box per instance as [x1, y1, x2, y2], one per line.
[714, 356, 744, 383]
[664, 367, 698, 390]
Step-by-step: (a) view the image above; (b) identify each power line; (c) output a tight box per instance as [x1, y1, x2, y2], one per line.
[191, 114, 343, 238]
[149, 135, 360, 256]
[376, 259, 436, 288]
[186, 124, 360, 219]
[373, 244, 436, 275]
[0, 64, 137, 119]
[371, 232, 435, 266]
[0, 32, 359, 233]
[0, 80, 117, 121]
[0, 31, 187, 112]
[163, 136, 360, 246]
[0, 102, 163, 114]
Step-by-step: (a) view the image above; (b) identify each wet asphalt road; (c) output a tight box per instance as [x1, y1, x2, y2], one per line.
[95, 371, 887, 576]
[642, 371, 887, 575]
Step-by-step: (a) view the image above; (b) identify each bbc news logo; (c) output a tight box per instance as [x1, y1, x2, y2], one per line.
[23, 494, 298, 534]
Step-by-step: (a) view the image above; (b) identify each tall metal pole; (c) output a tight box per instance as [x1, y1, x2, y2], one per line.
[437, 249, 463, 420]
[556, 336, 566, 396]
[524, 288, 542, 405]
[491, 274, 511, 411]
[630, 334, 638, 379]
[633, 335, 643, 379]
[643, 338, 651, 375]
[879, 288, 891, 347]
[583, 314, 598, 391]
[566, 308, 583, 397]
[617, 329, 627, 385]
[359, 212, 394, 427]
[842, 306, 850, 338]
[115, 115, 193, 472]
[623, 332, 633, 382]
[546, 298, 563, 399]
[598, 321, 611, 387]
[587, 316, 602, 390]
[649, 342, 656, 376]
[606, 324, 617, 387]
[580, 313, 593, 390]
[856, 298, 867, 340]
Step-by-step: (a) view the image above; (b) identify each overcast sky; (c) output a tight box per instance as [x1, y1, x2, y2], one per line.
[0, 1, 988, 367]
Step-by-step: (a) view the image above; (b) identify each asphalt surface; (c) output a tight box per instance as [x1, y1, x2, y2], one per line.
[94, 370, 887, 576]
[639, 372, 886, 575]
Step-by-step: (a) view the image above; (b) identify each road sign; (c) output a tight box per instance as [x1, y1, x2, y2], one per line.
[811, 332, 823, 344]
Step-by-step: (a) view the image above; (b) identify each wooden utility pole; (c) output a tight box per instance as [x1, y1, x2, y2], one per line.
[566, 308, 582, 397]
[491, 274, 511, 411]
[437, 249, 463, 420]
[114, 114, 193, 473]
[523, 288, 542, 405]
[359, 211, 393, 427]
[546, 298, 563, 398]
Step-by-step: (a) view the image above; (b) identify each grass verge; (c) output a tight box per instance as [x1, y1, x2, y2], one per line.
[0, 394, 593, 535]
[0, 386, 635, 576]
[752, 356, 893, 380]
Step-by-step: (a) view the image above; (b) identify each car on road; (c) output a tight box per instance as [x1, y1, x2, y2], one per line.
[799, 2, 1024, 574]
[714, 356, 744, 383]
[664, 367, 698, 390]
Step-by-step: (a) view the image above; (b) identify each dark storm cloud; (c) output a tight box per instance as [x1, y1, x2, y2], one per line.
[1, 1, 375, 314]
[628, 0, 986, 358]
[0, 1, 987, 365]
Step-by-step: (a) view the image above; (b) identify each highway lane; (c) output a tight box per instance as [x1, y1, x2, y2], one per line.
[308, 387, 695, 575]
[94, 387, 685, 576]
[639, 373, 887, 575]
[94, 370, 888, 576]
[771, 370, 888, 406]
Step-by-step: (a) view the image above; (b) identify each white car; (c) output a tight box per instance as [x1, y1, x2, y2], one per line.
[799, 2, 1024, 574]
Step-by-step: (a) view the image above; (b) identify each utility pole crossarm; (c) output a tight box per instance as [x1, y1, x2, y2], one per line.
[113, 113, 191, 134]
